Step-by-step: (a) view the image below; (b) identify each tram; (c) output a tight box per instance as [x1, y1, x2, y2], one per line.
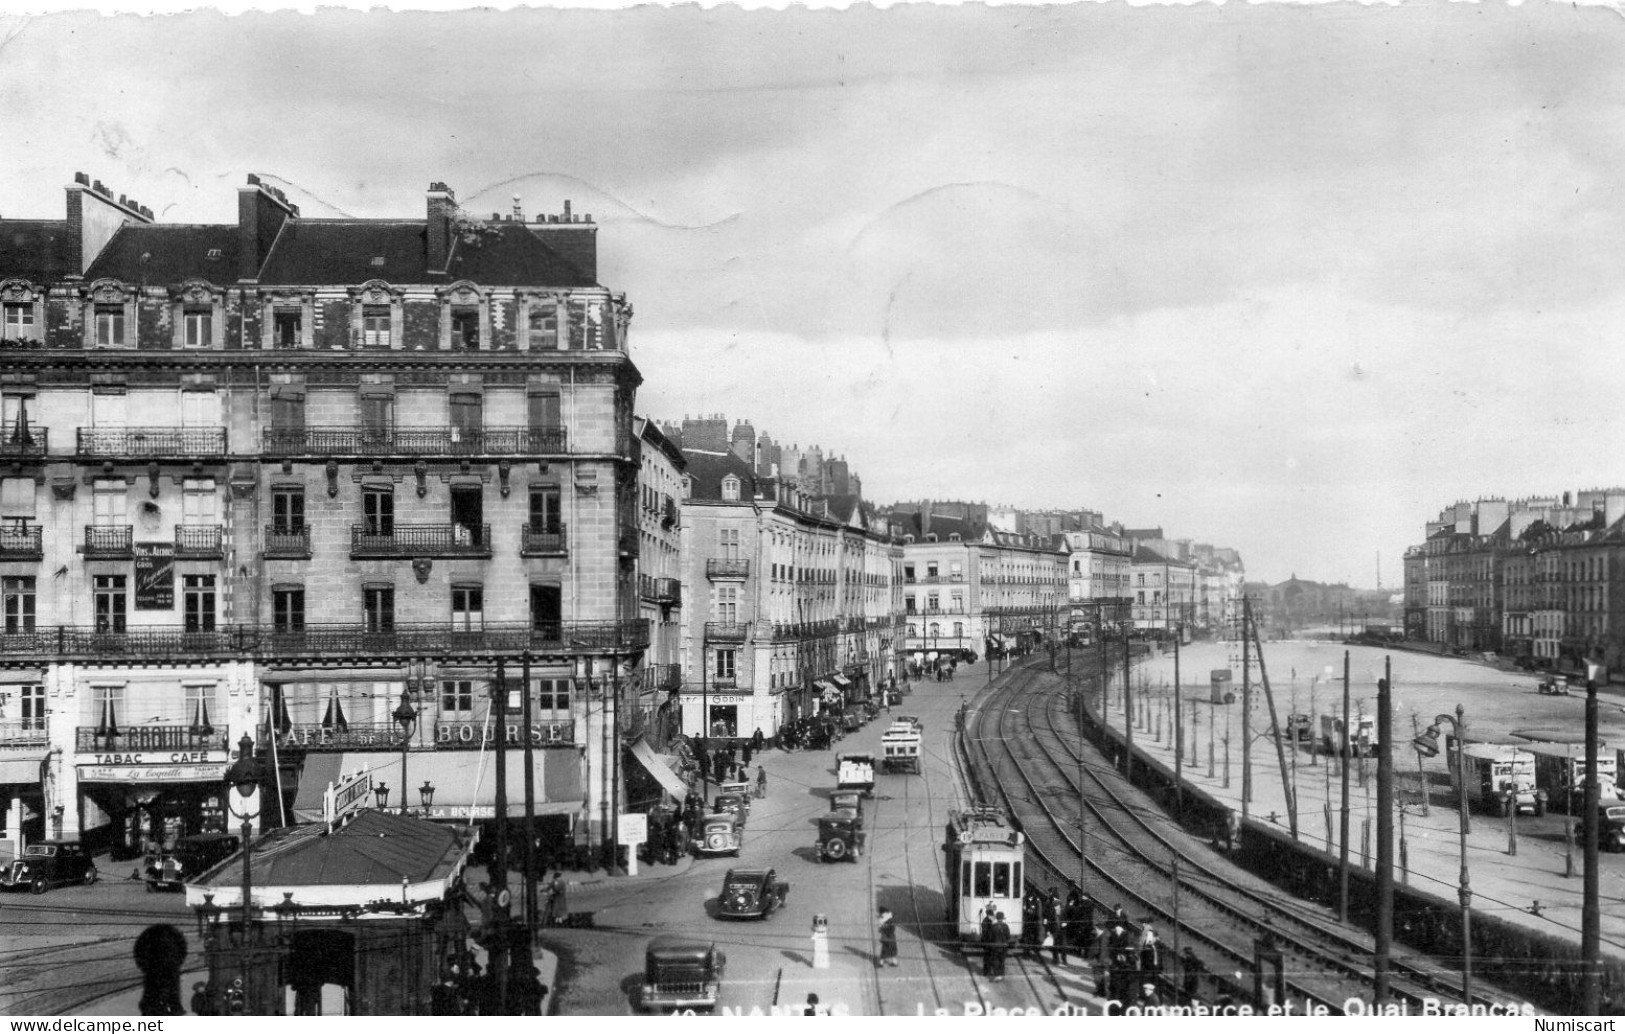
[942, 806, 1026, 949]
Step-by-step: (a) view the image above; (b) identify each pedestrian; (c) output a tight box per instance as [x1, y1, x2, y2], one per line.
[877, 907, 899, 967]
[990, 911, 1011, 981]
[1138, 924, 1163, 976]
[189, 981, 215, 1016]
[752, 727, 765, 753]
[804, 993, 821, 1016]
[755, 764, 768, 799]
[742, 742, 753, 768]
[1179, 946, 1203, 1002]
[980, 909, 997, 978]
[1044, 913, 1065, 965]
[1021, 893, 1041, 955]
[548, 872, 568, 928]
[1137, 981, 1163, 1008]
[133, 923, 187, 1017]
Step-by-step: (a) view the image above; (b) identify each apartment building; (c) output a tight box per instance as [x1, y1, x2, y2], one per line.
[0, 173, 645, 859]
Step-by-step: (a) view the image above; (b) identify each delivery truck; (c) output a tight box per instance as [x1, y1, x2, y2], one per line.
[1527, 743, 1620, 815]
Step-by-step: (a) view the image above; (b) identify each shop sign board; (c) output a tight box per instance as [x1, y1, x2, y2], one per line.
[133, 544, 175, 609]
[79, 761, 229, 783]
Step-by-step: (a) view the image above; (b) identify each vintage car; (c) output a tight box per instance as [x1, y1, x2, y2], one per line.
[836, 753, 876, 796]
[0, 840, 97, 894]
[717, 779, 751, 802]
[817, 811, 864, 863]
[716, 868, 789, 920]
[894, 715, 923, 732]
[640, 937, 726, 1012]
[829, 789, 865, 821]
[692, 813, 742, 857]
[144, 833, 241, 892]
[713, 792, 750, 828]
[840, 710, 863, 733]
[1602, 803, 1625, 853]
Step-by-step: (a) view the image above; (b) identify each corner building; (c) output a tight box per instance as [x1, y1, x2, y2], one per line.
[0, 173, 644, 858]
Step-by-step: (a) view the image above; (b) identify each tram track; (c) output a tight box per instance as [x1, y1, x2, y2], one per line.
[965, 656, 1526, 1014]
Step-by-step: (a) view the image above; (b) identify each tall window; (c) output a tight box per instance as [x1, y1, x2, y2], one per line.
[535, 679, 571, 719]
[270, 394, 305, 432]
[1, 477, 35, 524]
[93, 575, 127, 633]
[94, 304, 126, 347]
[954, 622, 964, 637]
[714, 649, 736, 679]
[272, 487, 305, 533]
[927, 563, 939, 579]
[451, 586, 484, 631]
[272, 587, 305, 632]
[93, 482, 126, 525]
[91, 389, 127, 428]
[529, 487, 561, 534]
[441, 680, 475, 714]
[92, 685, 124, 728]
[449, 394, 482, 442]
[184, 684, 216, 730]
[530, 584, 563, 632]
[362, 305, 391, 348]
[183, 575, 216, 633]
[18, 684, 44, 732]
[2, 302, 36, 340]
[2, 576, 35, 634]
[527, 303, 558, 350]
[182, 308, 213, 348]
[927, 593, 940, 612]
[527, 389, 561, 432]
[450, 306, 481, 349]
[905, 596, 917, 614]
[720, 528, 741, 560]
[717, 586, 738, 623]
[182, 479, 217, 526]
[362, 488, 394, 536]
[363, 586, 395, 632]
[272, 309, 302, 348]
[361, 395, 394, 442]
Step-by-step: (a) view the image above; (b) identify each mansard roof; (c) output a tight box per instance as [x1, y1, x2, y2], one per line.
[85, 223, 240, 286]
[0, 220, 74, 284]
[682, 448, 757, 502]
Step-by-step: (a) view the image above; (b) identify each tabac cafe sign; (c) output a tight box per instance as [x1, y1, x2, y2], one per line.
[133, 544, 175, 610]
[79, 749, 230, 784]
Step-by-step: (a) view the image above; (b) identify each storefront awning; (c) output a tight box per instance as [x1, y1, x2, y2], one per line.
[292, 749, 582, 823]
[630, 738, 690, 802]
[831, 674, 853, 688]
[816, 681, 842, 703]
[0, 751, 45, 785]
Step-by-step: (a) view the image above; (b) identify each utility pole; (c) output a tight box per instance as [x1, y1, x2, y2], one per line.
[1241, 598, 1252, 823]
[493, 656, 510, 1013]
[521, 652, 537, 931]
[1582, 665, 1602, 1013]
[1374, 660, 1394, 1004]
[1338, 650, 1351, 925]
[1123, 631, 1133, 781]
[1174, 630, 1183, 814]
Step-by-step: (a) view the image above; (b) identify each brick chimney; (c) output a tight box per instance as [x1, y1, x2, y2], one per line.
[237, 174, 297, 282]
[65, 170, 153, 276]
[426, 182, 457, 274]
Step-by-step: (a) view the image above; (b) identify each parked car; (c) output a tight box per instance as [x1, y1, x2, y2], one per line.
[692, 813, 742, 858]
[716, 868, 789, 920]
[144, 833, 241, 892]
[713, 792, 750, 828]
[640, 937, 726, 1012]
[817, 812, 864, 863]
[1602, 803, 1625, 853]
[0, 841, 97, 894]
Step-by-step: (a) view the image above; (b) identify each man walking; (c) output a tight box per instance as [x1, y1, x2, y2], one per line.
[755, 764, 767, 799]
[877, 907, 899, 967]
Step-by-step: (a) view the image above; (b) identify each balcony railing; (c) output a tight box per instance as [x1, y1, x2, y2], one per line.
[83, 525, 134, 558]
[706, 558, 750, 580]
[0, 428, 47, 459]
[76, 725, 228, 754]
[0, 525, 42, 560]
[710, 675, 738, 689]
[76, 427, 227, 459]
[351, 523, 492, 558]
[264, 525, 311, 559]
[263, 426, 569, 457]
[0, 620, 651, 661]
[704, 621, 750, 643]
[644, 663, 682, 693]
[638, 574, 681, 605]
[520, 522, 568, 556]
[175, 524, 224, 558]
[0, 719, 48, 747]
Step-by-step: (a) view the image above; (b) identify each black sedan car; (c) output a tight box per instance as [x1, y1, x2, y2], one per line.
[145, 833, 241, 891]
[716, 868, 789, 920]
[0, 840, 97, 894]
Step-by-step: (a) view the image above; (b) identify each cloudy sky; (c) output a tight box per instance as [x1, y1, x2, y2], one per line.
[4, 3, 1621, 584]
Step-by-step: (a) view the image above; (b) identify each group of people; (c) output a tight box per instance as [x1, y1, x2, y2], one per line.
[1017, 887, 1099, 965]
[966, 892, 1173, 1006]
[429, 949, 548, 1015]
[777, 715, 838, 752]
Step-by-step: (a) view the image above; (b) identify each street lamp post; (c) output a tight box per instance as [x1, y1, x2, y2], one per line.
[1413, 705, 1472, 1004]
[223, 734, 266, 945]
[393, 687, 419, 817]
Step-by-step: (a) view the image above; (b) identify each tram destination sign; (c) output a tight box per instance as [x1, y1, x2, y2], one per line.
[133, 543, 175, 609]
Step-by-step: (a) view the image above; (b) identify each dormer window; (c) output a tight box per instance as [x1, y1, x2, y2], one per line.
[1, 302, 35, 341]
[370, 256, 386, 267]
[438, 283, 488, 351]
[721, 476, 741, 501]
[171, 282, 224, 350]
[525, 297, 561, 351]
[272, 308, 303, 349]
[182, 308, 213, 347]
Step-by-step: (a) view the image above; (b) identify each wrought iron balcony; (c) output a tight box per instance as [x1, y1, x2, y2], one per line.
[0, 427, 47, 459]
[706, 558, 750, 580]
[704, 621, 750, 643]
[0, 525, 42, 560]
[644, 662, 682, 693]
[263, 426, 569, 458]
[638, 574, 681, 605]
[264, 525, 311, 559]
[710, 675, 738, 689]
[175, 524, 223, 558]
[83, 525, 133, 558]
[0, 619, 650, 662]
[520, 522, 567, 556]
[76, 427, 226, 459]
[0, 719, 48, 747]
[76, 724, 228, 754]
[351, 523, 492, 558]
